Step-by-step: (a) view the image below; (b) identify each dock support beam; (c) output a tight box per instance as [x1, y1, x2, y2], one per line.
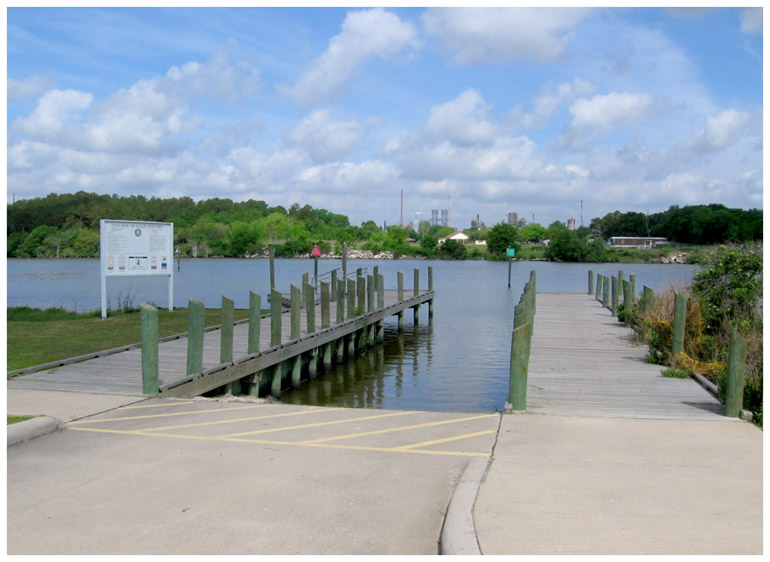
[588, 270, 594, 295]
[672, 293, 687, 359]
[186, 299, 205, 376]
[140, 303, 159, 395]
[724, 331, 747, 417]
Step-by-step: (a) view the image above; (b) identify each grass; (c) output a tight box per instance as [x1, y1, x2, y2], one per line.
[8, 416, 33, 424]
[7, 306, 250, 373]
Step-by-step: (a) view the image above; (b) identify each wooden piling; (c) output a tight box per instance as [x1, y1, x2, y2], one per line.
[724, 331, 747, 418]
[588, 270, 594, 295]
[305, 282, 315, 334]
[357, 274, 365, 316]
[220, 296, 234, 364]
[321, 281, 330, 329]
[269, 246, 276, 291]
[509, 322, 533, 411]
[140, 303, 159, 395]
[622, 280, 633, 326]
[602, 275, 610, 308]
[270, 289, 282, 347]
[642, 286, 655, 315]
[672, 293, 687, 358]
[398, 271, 404, 302]
[248, 291, 261, 355]
[186, 299, 205, 375]
[291, 285, 301, 340]
[347, 279, 356, 320]
[611, 276, 619, 316]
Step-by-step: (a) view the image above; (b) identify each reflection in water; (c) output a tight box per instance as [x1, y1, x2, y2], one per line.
[281, 322, 433, 410]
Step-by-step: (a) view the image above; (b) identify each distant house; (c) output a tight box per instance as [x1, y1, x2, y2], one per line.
[438, 231, 470, 245]
[607, 236, 668, 249]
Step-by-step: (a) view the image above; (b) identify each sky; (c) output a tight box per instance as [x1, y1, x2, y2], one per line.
[5, 5, 764, 230]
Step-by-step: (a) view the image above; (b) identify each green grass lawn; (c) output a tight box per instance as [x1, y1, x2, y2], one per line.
[7, 307, 250, 373]
[7, 416, 33, 424]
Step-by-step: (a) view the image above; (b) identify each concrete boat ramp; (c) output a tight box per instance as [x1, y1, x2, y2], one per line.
[7, 293, 761, 555]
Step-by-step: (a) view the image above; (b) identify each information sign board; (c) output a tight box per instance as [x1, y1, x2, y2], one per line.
[100, 219, 174, 317]
[507, 248, 516, 257]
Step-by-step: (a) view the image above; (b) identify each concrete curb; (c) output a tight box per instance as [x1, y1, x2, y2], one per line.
[8, 416, 65, 447]
[439, 456, 488, 555]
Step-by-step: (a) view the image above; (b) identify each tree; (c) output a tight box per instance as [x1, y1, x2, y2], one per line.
[439, 239, 466, 259]
[486, 223, 519, 256]
[519, 223, 546, 243]
[420, 235, 437, 257]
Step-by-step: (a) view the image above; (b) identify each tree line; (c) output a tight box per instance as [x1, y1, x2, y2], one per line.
[6, 191, 762, 261]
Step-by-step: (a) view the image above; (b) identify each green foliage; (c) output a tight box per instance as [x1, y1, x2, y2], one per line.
[691, 244, 762, 334]
[519, 223, 546, 243]
[438, 239, 466, 259]
[661, 367, 690, 378]
[486, 223, 519, 256]
[545, 230, 608, 262]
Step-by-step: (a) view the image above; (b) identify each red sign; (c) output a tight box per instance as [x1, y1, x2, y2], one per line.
[311, 245, 322, 257]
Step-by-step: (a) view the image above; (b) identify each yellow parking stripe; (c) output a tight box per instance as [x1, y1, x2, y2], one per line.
[67, 426, 490, 458]
[390, 430, 495, 451]
[68, 404, 279, 424]
[214, 410, 414, 438]
[295, 414, 496, 445]
[136, 407, 341, 433]
[120, 401, 195, 410]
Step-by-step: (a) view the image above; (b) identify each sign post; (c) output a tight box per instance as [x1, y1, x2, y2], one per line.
[507, 247, 516, 288]
[311, 244, 321, 290]
[100, 219, 174, 319]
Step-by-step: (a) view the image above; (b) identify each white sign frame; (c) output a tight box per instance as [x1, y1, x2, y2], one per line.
[100, 219, 174, 318]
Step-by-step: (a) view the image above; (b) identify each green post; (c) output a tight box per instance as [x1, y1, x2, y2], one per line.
[248, 291, 261, 355]
[414, 268, 419, 296]
[622, 280, 633, 326]
[642, 286, 655, 315]
[367, 274, 375, 313]
[140, 303, 159, 395]
[602, 276, 610, 309]
[301, 273, 309, 308]
[269, 245, 275, 291]
[509, 322, 533, 411]
[595, 274, 602, 301]
[724, 331, 747, 418]
[336, 280, 345, 323]
[323, 343, 332, 370]
[292, 355, 302, 388]
[618, 269, 624, 283]
[330, 269, 337, 302]
[186, 299, 205, 375]
[355, 275, 364, 315]
[630, 273, 636, 301]
[672, 293, 687, 359]
[342, 242, 348, 281]
[271, 362, 285, 397]
[305, 282, 315, 334]
[321, 281, 330, 329]
[291, 285, 301, 340]
[611, 276, 619, 317]
[398, 271, 404, 302]
[428, 266, 434, 291]
[220, 296, 234, 364]
[270, 289, 282, 347]
[347, 279, 356, 320]
[377, 273, 385, 310]
[588, 270, 594, 295]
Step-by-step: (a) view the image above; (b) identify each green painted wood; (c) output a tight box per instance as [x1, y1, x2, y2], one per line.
[269, 246, 276, 290]
[330, 270, 337, 302]
[367, 274, 375, 313]
[414, 268, 419, 296]
[140, 303, 159, 395]
[724, 331, 747, 417]
[509, 322, 533, 410]
[618, 270, 624, 283]
[588, 270, 594, 295]
[248, 291, 261, 355]
[347, 279, 356, 320]
[672, 293, 687, 358]
[398, 271, 404, 302]
[342, 242, 348, 280]
[291, 285, 301, 340]
[622, 280, 633, 326]
[357, 275, 366, 316]
[323, 342, 332, 369]
[309, 350, 318, 378]
[336, 280, 345, 323]
[321, 281, 330, 329]
[596, 274, 602, 300]
[186, 299, 205, 375]
[220, 296, 234, 364]
[292, 355, 302, 388]
[603, 275, 610, 308]
[305, 282, 315, 333]
[611, 276, 619, 317]
[642, 286, 655, 315]
[630, 273, 636, 301]
[271, 362, 284, 397]
[270, 289, 282, 347]
[377, 273, 384, 310]
[301, 273, 309, 308]
[428, 266, 434, 291]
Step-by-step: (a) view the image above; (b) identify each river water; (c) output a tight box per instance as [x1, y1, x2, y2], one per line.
[7, 258, 700, 412]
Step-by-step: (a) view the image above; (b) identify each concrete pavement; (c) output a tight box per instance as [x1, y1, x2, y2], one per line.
[7, 389, 763, 555]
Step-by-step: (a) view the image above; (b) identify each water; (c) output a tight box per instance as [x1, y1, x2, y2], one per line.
[7, 258, 700, 412]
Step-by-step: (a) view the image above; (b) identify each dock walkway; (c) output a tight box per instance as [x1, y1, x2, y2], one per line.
[8, 289, 432, 397]
[523, 292, 724, 419]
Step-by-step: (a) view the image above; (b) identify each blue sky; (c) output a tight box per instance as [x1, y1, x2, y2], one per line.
[6, 6, 764, 229]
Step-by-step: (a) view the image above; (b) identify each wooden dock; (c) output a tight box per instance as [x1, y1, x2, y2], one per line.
[8, 287, 434, 398]
[523, 293, 726, 420]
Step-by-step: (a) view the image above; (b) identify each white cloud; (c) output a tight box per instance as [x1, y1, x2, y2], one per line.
[511, 78, 595, 129]
[13, 89, 92, 141]
[422, 7, 589, 64]
[295, 160, 400, 193]
[569, 91, 660, 131]
[7, 75, 54, 103]
[284, 109, 365, 163]
[423, 89, 497, 145]
[740, 8, 762, 34]
[288, 8, 418, 106]
[682, 108, 753, 152]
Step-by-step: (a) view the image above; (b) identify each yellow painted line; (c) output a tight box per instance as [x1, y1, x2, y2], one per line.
[136, 407, 342, 433]
[68, 404, 273, 425]
[67, 426, 489, 458]
[295, 414, 497, 445]
[214, 410, 414, 438]
[390, 430, 495, 451]
[120, 401, 195, 410]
